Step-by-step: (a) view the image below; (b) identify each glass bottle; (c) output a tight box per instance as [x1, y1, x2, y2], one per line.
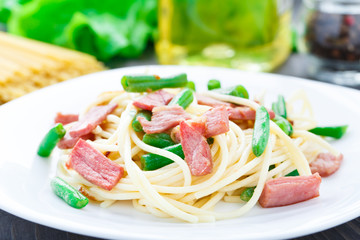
[156, 0, 293, 72]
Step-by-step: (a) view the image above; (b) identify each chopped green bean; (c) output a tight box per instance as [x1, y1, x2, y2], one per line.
[207, 137, 214, 145]
[240, 187, 255, 202]
[143, 133, 175, 148]
[37, 123, 66, 157]
[268, 164, 275, 171]
[186, 81, 196, 91]
[141, 143, 184, 171]
[309, 125, 348, 139]
[207, 79, 221, 90]
[214, 85, 249, 99]
[252, 106, 270, 157]
[121, 73, 188, 92]
[286, 169, 299, 176]
[168, 88, 194, 109]
[272, 95, 287, 119]
[51, 177, 89, 209]
[272, 115, 293, 136]
[132, 111, 152, 132]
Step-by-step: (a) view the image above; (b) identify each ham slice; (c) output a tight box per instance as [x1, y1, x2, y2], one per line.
[196, 94, 275, 121]
[170, 107, 229, 141]
[203, 106, 229, 138]
[68, 139, 124, 190]
[228, 107, 275, 120]
[310, 153, 343, 177]
[138, 105, 191, 134]
[133, 90, 174, 111]
[69, 103, 118, 138]
[54, 113, 79, 125]
[196, 94, 233, 108]
[57, 132, 93, 149]
[180, 121, 212, 176]
[259, 173, 321, 208]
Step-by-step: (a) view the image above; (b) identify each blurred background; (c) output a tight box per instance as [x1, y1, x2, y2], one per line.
[0, 0, 292, 69]
[0, 0, 301, 104]
[2, 0, 360, 103]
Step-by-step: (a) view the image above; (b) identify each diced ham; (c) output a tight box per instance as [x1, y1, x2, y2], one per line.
[227, 107, 275, 120]
[180, 121, 212, 176]
[133, 90, 174, 111]
[138, 105, 191, 134]
[188, 118, 207, 136]
[196, 94, 233, 108]
[57, 132, 93, 149]
[54, 113, 79, 125]
[310, 153, 343, 177]
[68, 139, 124, 190]
[69, 103, 118, 138]
[170, 107, 229, 140]
[203, 106, 229, 138]
[259, 173, 321, 208]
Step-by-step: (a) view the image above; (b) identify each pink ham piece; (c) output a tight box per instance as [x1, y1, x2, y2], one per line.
[180, 121, 212, 176]
[68, 139, 124, 190]
[54, 113, 79, 125]
[57, 132, 93, 149]
[203, 106, 229, 138]
[133, 89, 174, 111]
[138, 105, 191, 134]
[196, 94, 233, 108]
[69, 103, 118, 138]
[228, 107, 275, 120]
[310, 153, 343, 177]
[170, 107, 229, 141]
[259, 173, 321, 208]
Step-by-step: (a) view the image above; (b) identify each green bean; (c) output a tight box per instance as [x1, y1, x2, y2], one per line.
[272, 95, 287, 119]
[240, 187, 255, 202]
[132, 111, 152, 132]
[214, 85, 249, 99]
[286, 169, 299, 176]
[252, 106, 270, 157]
[141, 143, 184, 171]
[272, 115, 293, 136]
[51, 177, 89, 209]
[121, 73, 188, 92]
[143, 133, 175, 148]
[168, 88, 194, 109]
[207, 79, 221, 90]
[186, 81, 196, 91]
[268, 164, 275, 171]
[309, 125, 348, 139]
[37, 123, 66, 157]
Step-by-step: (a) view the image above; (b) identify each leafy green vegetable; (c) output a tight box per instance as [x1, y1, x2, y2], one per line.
[1, 0, 157, 60]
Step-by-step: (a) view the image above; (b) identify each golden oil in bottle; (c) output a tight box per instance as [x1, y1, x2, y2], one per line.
[156, 0, 292, 72]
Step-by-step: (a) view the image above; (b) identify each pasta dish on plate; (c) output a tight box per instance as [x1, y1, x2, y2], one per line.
[37, 73, 346, 223]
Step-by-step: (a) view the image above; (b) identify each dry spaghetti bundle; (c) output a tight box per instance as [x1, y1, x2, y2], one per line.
[50, 77, 344, 223]
[0, 32, 104, 103]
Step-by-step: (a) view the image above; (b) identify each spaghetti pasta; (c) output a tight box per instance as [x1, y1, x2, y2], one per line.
[55, 83, 343, 223]
[0, 32, 104, 104]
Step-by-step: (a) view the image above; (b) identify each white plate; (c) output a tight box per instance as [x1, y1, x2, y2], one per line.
[1, 65, 360, 240]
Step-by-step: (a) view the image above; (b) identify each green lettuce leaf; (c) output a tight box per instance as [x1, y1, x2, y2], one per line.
[5, 0, 157, 60]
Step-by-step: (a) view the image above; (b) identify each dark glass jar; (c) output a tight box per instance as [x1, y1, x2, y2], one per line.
[300, 0, 360, 86]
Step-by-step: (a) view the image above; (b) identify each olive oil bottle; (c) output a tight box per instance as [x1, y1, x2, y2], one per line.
[156, 0, 292, 72]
